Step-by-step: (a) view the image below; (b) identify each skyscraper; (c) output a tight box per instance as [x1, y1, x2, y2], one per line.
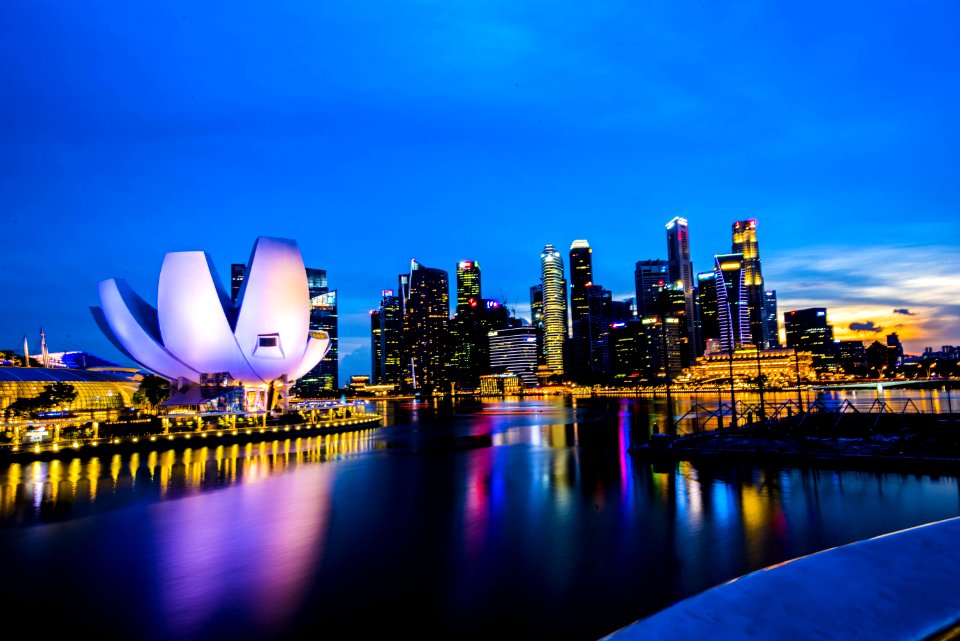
[731, 219, 769, 347]
[569, 240, 593, 383]
[696, 271, 719, 352]
[634, 260, 670, 318]
[569, 240, 593, 323]
[371, 289, 402, 385]
[449, 296, 509, 388]
[529, 283, 544, 364]
[763, 290, 780, 348]
[230, 263, 246, 303]
[488, 325, 539, 388]
[784, 307, 835, 371]
[666, 217, 696, 362]
[539, 245, 567, 375]
[402, 259, 449, 391]
[456, 260, 481, 312]
[714, 254, 751, 352]
[296, 268, 338, 393]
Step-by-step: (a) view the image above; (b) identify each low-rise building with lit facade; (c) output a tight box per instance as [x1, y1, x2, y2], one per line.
[680, 347, 817, 387]
[479, 373, 523, 396]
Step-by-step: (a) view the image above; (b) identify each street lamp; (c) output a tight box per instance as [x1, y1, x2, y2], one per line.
[794, 345, 804, 413]
[728, 338, 737, 429]
[755, 343, 766, 422]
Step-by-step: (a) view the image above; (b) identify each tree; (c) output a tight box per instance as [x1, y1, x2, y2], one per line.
[133, 374, 171, 409]
[0, 350, 24, 366]
[6, 382, 78, 416]
[39, 382, 78, 408]
[865, 341, 897, 377]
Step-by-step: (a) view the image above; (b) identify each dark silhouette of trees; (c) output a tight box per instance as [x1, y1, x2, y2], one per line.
[132, 374, 171, 409]
[6, 382, 78, 416]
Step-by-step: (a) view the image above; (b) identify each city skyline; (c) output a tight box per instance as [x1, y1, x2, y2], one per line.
[3, 2, 959, 383]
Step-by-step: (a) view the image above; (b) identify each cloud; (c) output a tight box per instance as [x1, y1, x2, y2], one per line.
[767, 244, 960, 353]
[849, 321, 882, 333]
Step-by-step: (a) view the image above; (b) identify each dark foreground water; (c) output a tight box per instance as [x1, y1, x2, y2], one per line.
[1, 396, 958, 641]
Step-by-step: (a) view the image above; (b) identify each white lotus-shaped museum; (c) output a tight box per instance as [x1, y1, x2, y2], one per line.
[91, 236, 330, 388]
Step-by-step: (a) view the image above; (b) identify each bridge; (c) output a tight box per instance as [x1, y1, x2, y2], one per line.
[812, 377, 951, 391]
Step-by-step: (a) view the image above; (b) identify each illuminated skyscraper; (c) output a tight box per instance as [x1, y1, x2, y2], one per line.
[230, 264, 246, 303]
[488, 326, 539, 388]
[666, 217, 696, 362]
[529, 284, 544, 364]
[569, 240, 592, 323]
[568, 240, 593, 382]
[714, 253, 751, 352]
[456, 260, 481, 312]
[449, 296, 509, 388]
[763, 290, 780, 348]
[371, 289, 402, 384]
[731, 219, 770, 347]
[539, 245, 567, 375]
[402, 259, 449, 391]
[696, 271, 719, 352]
[295, 268, 338, 393]
[784, 307, 835, 371]
[634, 260, 669, 318]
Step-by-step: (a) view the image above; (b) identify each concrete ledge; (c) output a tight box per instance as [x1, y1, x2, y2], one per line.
[603, 516, 960, 641]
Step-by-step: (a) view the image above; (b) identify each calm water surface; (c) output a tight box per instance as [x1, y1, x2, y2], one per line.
[1, 394, 958, 641]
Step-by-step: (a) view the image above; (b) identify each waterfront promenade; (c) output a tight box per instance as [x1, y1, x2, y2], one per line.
[0, 410, 383, 460]
[603, 516, 960, 641]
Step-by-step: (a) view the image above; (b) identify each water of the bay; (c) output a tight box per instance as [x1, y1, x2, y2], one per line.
[1, 390, 958, 641]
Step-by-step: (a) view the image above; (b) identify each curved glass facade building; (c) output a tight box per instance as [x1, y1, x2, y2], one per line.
[540, 245, 567, 375]
[0, 368, 137, 415]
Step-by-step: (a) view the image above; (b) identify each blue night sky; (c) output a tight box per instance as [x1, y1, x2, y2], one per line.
[2, 1, 958, 382]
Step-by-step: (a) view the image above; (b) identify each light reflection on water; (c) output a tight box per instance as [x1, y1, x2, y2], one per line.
[0, 430, 380, 524]
[0, 397, 958, 641]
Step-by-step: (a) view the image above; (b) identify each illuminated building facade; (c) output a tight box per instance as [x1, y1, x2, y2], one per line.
[488, 326, 539, 388]
[634, 260, 669, 318]
[568, 240, 593, 381]
[784, 307, 836, 371]
[230, 264, 246, 303]
[92, 237, 331, 412]
[731, 219, 773, 348]
[401, 259, 449, 391]
[539, 245, 567, 375]
[456, 260, 481, 312]
[0, 367, 137, 417]
[696, 271, 719, 351]
[683, 347, 816, 386]
[714, 253, 751, 352]
[449, 297, 509, 389]
[371, 290, 402, 385]
[610, 316, 683, 382]
[666, 217, 696, 363]
[294, 268, 338, 394]
[763, 289, 780, 348]
[569, 240, 592, 323]
[584, 284, 613, 380]
[479, 373, 523, 396]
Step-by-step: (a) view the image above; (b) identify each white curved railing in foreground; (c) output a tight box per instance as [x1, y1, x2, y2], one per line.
[603, 516, 960, 641]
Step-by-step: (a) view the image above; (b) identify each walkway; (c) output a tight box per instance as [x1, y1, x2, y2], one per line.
[602, 516, 960, 641]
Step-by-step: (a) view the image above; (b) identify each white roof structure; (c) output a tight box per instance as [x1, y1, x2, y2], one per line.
[92, 236, 330, 386]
